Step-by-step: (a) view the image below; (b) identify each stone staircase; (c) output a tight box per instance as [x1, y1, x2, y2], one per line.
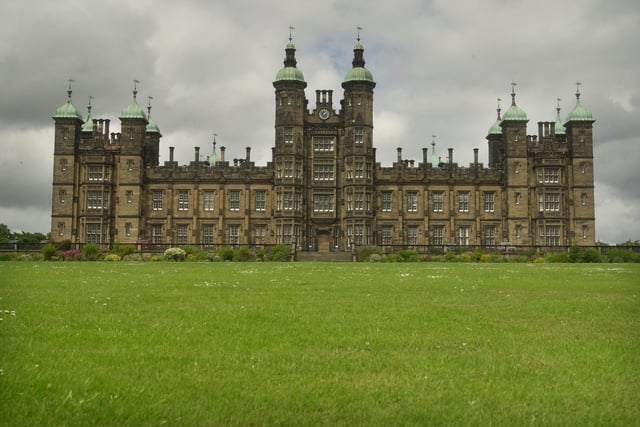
[294, 251, 355, 262]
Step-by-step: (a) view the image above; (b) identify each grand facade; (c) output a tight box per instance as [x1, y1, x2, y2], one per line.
[50, 38, 596, 251]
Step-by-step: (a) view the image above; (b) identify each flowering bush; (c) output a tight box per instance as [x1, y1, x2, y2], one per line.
[104, 254, 121, 262]
[164, 247, 187, 261]
[63, 249, 82, 261]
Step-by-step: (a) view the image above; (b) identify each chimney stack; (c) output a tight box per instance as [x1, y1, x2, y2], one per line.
[246, 147, 251, 162]
[169, 146, 175, 163]
[397, 147, 402, 163]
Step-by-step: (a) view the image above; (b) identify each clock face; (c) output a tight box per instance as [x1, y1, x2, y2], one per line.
[318, 108, 330, 120]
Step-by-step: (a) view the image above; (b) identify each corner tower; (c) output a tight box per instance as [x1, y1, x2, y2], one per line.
[272, 32, 307, 246]
[51, 81, 83, 243]
[341, 33, 376, 248]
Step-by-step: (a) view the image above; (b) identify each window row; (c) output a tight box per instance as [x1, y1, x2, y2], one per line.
[380, 191, 496, 214]
[150, 190, 268, 212]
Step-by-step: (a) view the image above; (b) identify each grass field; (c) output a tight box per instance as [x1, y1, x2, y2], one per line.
[1, 262, 639, 426]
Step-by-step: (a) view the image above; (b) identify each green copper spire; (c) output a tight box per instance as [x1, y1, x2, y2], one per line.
[343, 28, 375, 84]
[120, 80, 147, 120]
[554, 98, 566, 135]
[53, 79, 83, 119]
[488, 98, 503, 135]
[564, 83, 593, 123]
[502, 83, 527, 121]
[81, 96, 94, 132]
[274, 27, 306, 83]
[145, 96, 160, 133]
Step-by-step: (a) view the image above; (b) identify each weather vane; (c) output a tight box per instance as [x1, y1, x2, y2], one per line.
[357, 26, 363, 42]
[288, 25, 295, 42]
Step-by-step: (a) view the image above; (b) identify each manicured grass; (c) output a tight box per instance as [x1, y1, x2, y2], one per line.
[1, 262, 639, 426]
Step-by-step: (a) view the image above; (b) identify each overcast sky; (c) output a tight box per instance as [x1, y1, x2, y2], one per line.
[1, 0, 638, 243]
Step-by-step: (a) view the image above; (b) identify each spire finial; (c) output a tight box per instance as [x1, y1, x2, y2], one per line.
[67, 78, 75, 100]
[87, 95, 93, 115]
[133, 79, 140, 99]
[288, 25, 295, 43]
[431, 135, 436, 148]
[357, 26, 363, 42]
[575, 81, 582, 100]
[147, 96, 153, 116]
[497, 97, 502, 120]
[556, 97, 562, 114]
[510, 81, 517, 106]
[213, 132, 218, 150]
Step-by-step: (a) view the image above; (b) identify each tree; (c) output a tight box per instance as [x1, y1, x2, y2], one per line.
[0, 224, 11, 243]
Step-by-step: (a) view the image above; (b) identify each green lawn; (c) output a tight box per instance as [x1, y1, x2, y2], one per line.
[1, 262, 638, 426]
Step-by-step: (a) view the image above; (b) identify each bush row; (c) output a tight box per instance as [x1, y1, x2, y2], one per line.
[356, 246, 640, 263]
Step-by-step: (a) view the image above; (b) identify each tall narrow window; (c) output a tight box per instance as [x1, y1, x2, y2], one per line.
[254, 225, 266, 245]
[381, 226, 393, 245]
[59, 190, 66, 204]
[407, 226, 418, 246]
[151, 225, 163, 244]
[581, 193, 587, 206]
[284, 127, 293, 144]
[381, 191, 392, 212]
[58, 222, 65, 236]
[125, 222, 132, 237]
[126, 190, 133, 203]
[152, 190, 163, 211]
[284, 161, 294, 178]
[484, 192, 495, 213]
[229, 225, 240, 245]
[484, 226, 496, 246]
[515, 192, 521, 205]
[459, 226, 470, 246]
[354, 128, 364, 144]
[458, 192, 469, 213]
[203, 191, 215, 211]
[229, 191, 240, 211]
[432, 226, 444, 245]
[176, 224, 188, 245]
[355, 192, 365, 211]
[354, 225, 364, 246]
[255, 191, 266, 211]
[283, 192, 294, 211]
[433, 192, 444, 213]
[407, 192, 418, 212]
[355, 162, 365, 178]
[202, 224, 215, 247]
[178, 190, 189, 211]
[127, 160, 134, 171]
[60, 159, 68, 171]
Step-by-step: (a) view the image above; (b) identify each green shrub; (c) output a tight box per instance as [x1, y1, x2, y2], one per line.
[113, 243, 136, 257]
[104, 253, 121, 262]
[164, 247, 187, 261]
[41, 243, 58, 261]
[357, 246, 384, 262]
[605, 248, 640, 263]
[182, 246, 197, 256]
[195, 251, 209, 261]
[233, 247, 252, 262]
[545, 252, 570, 263]
[267, 244, 290, 262]
[216, 246, 235, 262]
[384, 253, 403, 263]
[122, 253, 144, 262]
[369, 253, 383, 262]
[255, 248, 267, 261]
[0, 253, 13, 261]
[82, 243, 101, 261]
[396, 249, 421, 262]
[186, 254, 197, 262]
[55, 240, 72, 251]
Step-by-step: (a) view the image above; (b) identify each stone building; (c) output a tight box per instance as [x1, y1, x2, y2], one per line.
[50, 37, 596, 251]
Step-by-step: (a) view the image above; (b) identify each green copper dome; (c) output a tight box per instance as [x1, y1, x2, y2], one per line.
[564, 98, 593, 123]
[146, 116, 160, 133]
[344, 67, 374, 83]
[274, 66, 306, 82]
[488, 119, 502, 135]
[274, 41, 306, 84]
[53, 99, 83, 119]
[120, 97, 147, 120]
[82, 116, 94, 132]
[502, 103, 527, 121]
